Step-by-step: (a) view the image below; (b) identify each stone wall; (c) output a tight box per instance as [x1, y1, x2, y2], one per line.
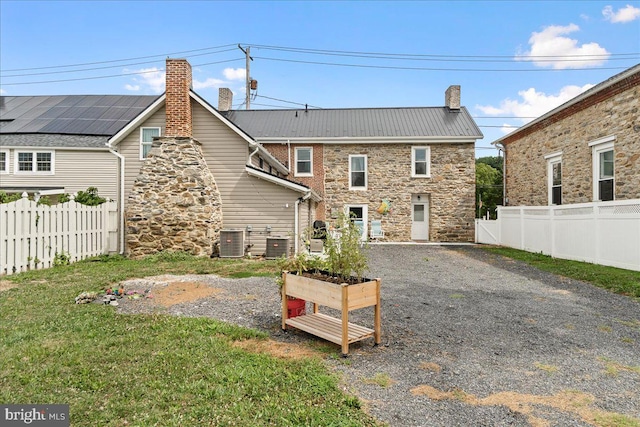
[125, 136, 223, 258]
[504, 72, 639, 206]
[323, 143, 475, 242]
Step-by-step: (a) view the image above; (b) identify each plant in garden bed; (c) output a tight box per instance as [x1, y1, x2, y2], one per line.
[279, 211, 370, 285]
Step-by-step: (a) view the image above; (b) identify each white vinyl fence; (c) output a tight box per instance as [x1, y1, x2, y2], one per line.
[0, 195, 118, 275]
[476, 199, 640, 272]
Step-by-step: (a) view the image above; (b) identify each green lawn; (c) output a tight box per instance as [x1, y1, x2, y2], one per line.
[0, 254, 379, 426]
[482, 247, 640, 299]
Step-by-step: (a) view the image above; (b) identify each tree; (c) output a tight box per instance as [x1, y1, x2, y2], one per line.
[476, 157, 503, 219]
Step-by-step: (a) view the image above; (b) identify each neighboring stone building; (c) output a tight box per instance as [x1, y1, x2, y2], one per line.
[222, 86, 482, 243]
[493, 64, 640, 206]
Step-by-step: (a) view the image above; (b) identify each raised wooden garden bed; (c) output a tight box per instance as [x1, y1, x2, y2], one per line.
[281, 272, 381, 355]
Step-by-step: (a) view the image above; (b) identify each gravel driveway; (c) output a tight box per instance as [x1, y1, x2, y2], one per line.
[117, 245, 640, 427]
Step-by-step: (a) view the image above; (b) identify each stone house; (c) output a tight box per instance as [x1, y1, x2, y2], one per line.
[493, 63, 640, 206]
[222, 85, 483, 242]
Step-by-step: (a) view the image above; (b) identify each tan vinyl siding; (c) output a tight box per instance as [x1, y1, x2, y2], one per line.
[117, 107, 166, 197]
[0, 149, 118, 199]
[192, 103, 302, 255]
[117, 101, 306, 255]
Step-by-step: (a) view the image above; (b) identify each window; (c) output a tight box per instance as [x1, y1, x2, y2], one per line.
[545, 152, 562, 205]
[349, 154, 367, 190]
[590, 136, 615, 201]
[412, 146, 430, 177]
[140, 127, 160, 159]
[14, 151, 54, 174]
[295, 147, 312, 176]
[0, 151, 7, 173]
[259, 157, 264, 169]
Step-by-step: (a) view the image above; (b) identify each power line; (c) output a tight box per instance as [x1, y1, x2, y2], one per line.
[247, 43, 639, 60]
[1, 58, 244, 86]
[1, 48, 238, 78]
[1, 44, 238, 72]
[255, 94, 323, 109]
[253, 55, 633, 72]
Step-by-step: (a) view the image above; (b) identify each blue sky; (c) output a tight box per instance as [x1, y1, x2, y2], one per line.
[1, 1, 639, 155]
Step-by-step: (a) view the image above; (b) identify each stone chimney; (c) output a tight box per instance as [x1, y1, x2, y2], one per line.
[218, 88, 233, 112]
[445, 85, 461, 111]
[165, 58, 192, 137]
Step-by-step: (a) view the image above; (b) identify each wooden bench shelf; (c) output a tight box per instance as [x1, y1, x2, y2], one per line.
[281, 272, 381, 355]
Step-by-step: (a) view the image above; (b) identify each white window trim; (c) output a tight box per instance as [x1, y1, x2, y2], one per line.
[344, 204, 368, 241]
[0, 149, 8, 174]
[14, 150, 55, 175]
[294, 147, 313, 177]
[590, 137, 615, 201]
[140, 127, 161, 160]
[411, 146, 431, 178]
[546, 152, 562, 205]
[348, 154, 368, 190]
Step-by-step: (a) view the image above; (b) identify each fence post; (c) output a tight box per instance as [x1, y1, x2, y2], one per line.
[550, 205, 555, 259]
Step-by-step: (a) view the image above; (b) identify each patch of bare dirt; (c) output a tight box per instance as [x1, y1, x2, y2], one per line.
[232, 338, 323, 360]
[410, 385, 635, 427]
[0, 280, 19, 292]
[151, 281, 223, 307]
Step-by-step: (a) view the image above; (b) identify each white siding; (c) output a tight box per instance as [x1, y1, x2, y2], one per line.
[0, 149, 118, 200]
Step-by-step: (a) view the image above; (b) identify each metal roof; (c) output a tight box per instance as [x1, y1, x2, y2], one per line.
[223, 107, 483, 140]
[0, 95, 159, 137]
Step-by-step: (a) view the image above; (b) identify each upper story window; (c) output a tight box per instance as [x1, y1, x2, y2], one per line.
[589, 136, 615, 202]
[295, 147, 313, 176]
[14, 151, 54, 174]
[349, 154, 367, 190]
[412, 146, 431, 177]
[0, 150, 7, 174]
[259, 157, 264, 169]
[545, 152, 562, 205]
[140, 127, 161, 159]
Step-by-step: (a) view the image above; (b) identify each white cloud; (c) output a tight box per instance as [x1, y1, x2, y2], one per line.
[125, 84, 140, 92]
[476, 84, 595, 133]
[193, 77, 225, 90]
[222, 68, 245, 81]
[603, 4, 640, 23]
[124, 67, 165, 94]
[515, 24, 610, 69]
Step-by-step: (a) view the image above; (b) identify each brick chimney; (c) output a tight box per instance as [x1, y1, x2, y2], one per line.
[218, 88, 233, 112]
[445, 85, 461, 111]
[165, 58, 192, 137]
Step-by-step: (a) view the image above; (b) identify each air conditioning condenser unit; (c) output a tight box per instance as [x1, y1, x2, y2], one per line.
[220, 230, 244, 258]
[266, 237, 290, 259]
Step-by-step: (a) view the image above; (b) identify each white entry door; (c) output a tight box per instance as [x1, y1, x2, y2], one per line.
[411, 197, 429, 241]
[346, 205, 368, 241]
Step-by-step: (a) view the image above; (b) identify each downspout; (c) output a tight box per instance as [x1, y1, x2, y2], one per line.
[294, 197, 301, 254]
[294, 191, 313, 254]
[287, 139, 291, 172]
[495, 143, 506, 207]
[108, 147, 126, 254]
[248, 142, 260, 166]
